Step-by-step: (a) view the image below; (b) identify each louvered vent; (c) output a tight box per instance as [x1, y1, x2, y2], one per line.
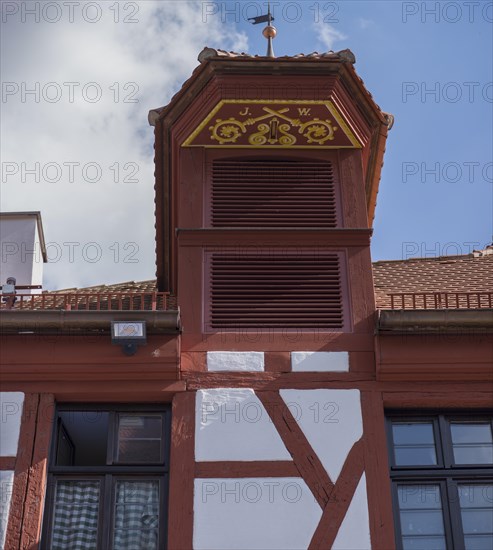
[211, 159, 338, 227]
[208, 253, 346, 329]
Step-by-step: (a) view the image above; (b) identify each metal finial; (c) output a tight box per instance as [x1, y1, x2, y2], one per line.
[248, 1, 277, 58]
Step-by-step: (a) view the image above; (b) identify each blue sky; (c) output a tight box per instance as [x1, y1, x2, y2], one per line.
[1, 1, 492, 289]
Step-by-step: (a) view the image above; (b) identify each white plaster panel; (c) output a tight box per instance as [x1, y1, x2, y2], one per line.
[195, 389, 290, 461]
[291, 351, 349, 372]
[193, 477, 322, 550]
[0, 393, 24, 457]
[280, 389, 362, 482]
[207, 352, 264, 372]
[332, 474, 371, 550]
[0, 471, 14, 550]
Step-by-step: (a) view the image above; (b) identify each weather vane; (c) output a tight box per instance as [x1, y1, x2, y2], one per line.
[248, 1, 277, 58]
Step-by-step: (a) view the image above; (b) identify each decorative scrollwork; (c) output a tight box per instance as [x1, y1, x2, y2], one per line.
[299, 118, 338, 144]
[209, 118, 247, 144]
[278, 124, 297, 146]
[249, 123, 270, 146]
[205, 107, 346, 148]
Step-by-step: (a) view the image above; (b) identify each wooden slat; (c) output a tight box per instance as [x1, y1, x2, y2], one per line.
[209, 253, 344, 329]
[211, 159, 338, 228]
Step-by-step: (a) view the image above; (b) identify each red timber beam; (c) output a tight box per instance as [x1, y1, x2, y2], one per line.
[256, 391, 368, 549]
[168, 392, 195, 550]
[5, 393, 54, 550]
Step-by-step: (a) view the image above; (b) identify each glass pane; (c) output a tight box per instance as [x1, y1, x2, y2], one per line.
[459, 485, 493, 508]
[394, 446, 437, 466]
[398, 485, 445, 549]
[118, 440, 162, 463]
[459, 484, 493, 546]
[57, 411, 109, 466]
[51, 480, 100, 550]
[462, 510, 493, 534]
[392, 422, 437, 466]
[117, 415, 162, 463]
[398, 485, 442, 509]
[113, 530, 158, 550]
[56, 424, 74, 466]
[400, 511, 445, 536]
[393, 423, 436, 445]
[464, 535, 493, 550]
[451, 423, 493, 465]
[112, 480, 160, 550]
[453, 445, 493, 465]
[451, 423, 493, 444]
[402, 535, 447, 550]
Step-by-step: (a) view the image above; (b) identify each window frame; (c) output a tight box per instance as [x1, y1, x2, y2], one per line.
[42, 404, 171, 550]
[386, 410, 493, 550]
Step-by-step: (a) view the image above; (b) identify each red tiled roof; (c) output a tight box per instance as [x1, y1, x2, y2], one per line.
[50, 280, 158, 295]
[196, 47, 356, 62]
[148, 47, 390, 127]
[1, 280, 176, 311]
[6, 250, 490, 312]
[373, 248, 493, 309]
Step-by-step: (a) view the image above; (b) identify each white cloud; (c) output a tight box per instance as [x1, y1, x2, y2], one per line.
[358, 18, 374, 30]
[313, 22, 347, 51]
[0, 1, 248, 290]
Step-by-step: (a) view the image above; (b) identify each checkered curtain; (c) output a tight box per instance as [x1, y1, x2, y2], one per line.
[51, 480, 100, 550]
[112, 480, 159, 550]
[51, 479, 159, 550]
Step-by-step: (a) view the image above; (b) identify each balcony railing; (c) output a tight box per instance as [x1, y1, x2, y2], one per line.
[1, 292, 170, 311]
[389, 292, 493, 310]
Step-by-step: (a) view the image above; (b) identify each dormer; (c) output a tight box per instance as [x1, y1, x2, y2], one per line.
[149, 48, 391, 349]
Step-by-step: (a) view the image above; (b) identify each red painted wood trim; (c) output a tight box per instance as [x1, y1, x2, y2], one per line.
[0, 364, 179, 382]
[338, 149, 368, 228]
[181, 332, 374, 352]
[361, 391, 396, 549]
[256, 391, 333, 508]
[154, 120, 166, 291]
[195, 461, 298, 478]
[177, 228, 372, 247]
[186, 372, 375, 391]
[187, 376, 492, 394]
[0, 457, 16, 470]
[181, 352, 207, 372]
[5, 393, 39, 550]
[167, 392, 195, 550]
[20, 394, 54, 550]
[383, 391, 493, 409]
[378, 363, 493, 382]
[308, 438, 365, 549]
[0, 381, 186, 401]
[264, 352, 291, 373]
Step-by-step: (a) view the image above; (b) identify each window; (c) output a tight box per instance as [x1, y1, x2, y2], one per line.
[387, 413, 493, 550]
[42, 405, 171, 550]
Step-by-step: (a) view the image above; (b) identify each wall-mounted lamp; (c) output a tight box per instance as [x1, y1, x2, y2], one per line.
[111, 321, 147, 356]
[1, 277, 17, 309]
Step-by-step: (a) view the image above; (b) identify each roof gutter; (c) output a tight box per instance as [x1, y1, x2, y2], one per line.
[0, 310, 181, 335]
[377, 309, 493, 334]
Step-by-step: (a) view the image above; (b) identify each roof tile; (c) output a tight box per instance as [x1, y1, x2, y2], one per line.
[373, 250, 493, 308]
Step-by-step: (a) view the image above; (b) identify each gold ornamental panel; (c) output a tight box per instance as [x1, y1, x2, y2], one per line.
[182, 100, 362, 149]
